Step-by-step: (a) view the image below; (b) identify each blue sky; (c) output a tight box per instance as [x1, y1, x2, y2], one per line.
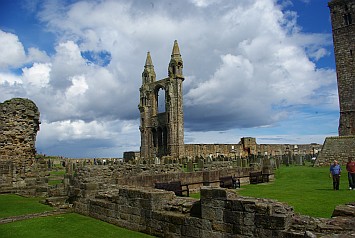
[0, 0, 339, 158]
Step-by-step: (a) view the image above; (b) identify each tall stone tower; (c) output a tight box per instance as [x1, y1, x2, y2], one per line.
[139, 40, 185, 159]
[315, 1, 355, 166]
[329, 0, 355, 136]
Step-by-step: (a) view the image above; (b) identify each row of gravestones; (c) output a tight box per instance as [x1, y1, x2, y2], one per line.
[183, 157, 282, 173]
[124, 153, 311, 168]
[64, 155, 308, 176]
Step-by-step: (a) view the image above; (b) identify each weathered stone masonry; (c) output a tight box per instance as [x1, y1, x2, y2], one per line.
[0, 98, 47, 195]
[139, 41, 185, 159]
[0, 98, 40, 165]
[329, 0, 355, 136]
[74, 186, 295, 238]
[67, 164, 355, 237]
[317, 0, 355, 166]
[316, 136, 355, 166]
[73, 185, 355, 238]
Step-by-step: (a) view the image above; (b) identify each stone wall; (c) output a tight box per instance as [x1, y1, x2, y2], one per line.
[316, 136, 355, 166]
[184, 143, 321, 159]
[66, 163, 254, 197]
[65, 161, 355, 237]
[73, 186, 355, 237]
[0, 98, 47, 195]
[74, 187, 295, 238]
[0, 98, 40, 165]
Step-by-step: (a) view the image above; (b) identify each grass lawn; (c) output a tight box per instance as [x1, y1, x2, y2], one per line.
[0, 213, 154, 238]
[48, 170, 66, 186]
[0, 194, 54, 218]
[49, 170, 66, 176]
[236, 165, 355, 218]
[48, 180, 63, 186]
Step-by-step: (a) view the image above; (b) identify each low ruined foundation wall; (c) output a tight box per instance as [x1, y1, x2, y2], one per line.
[68, 164, 255, 194]
[74, 187, 294, 238]
[69, 164, 355, 237]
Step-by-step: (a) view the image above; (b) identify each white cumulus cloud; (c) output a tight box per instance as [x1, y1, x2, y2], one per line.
[0, 30, 26, 68]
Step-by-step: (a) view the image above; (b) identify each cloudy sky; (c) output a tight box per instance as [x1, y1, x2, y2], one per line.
[0, 0, 338, 158]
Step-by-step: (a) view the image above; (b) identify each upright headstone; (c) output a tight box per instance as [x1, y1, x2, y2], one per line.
[197, 159, 204, 171]
[187, 161, 194, 172]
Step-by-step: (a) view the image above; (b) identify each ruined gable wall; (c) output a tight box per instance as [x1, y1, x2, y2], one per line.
[0, 98, 47, 195]
[0, 98, 40, 165]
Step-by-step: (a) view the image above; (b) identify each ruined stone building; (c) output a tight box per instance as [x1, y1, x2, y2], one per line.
[329, 0, 355, 136]
[0, 98, 40, 167]
[139, 40, 185, 159]
[0, 98, 47, 195]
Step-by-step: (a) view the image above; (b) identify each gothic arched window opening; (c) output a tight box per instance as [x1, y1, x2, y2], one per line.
[157, 87, 166, 113]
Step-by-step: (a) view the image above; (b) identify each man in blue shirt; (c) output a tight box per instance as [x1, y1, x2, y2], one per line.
[330, 160, 341, 190]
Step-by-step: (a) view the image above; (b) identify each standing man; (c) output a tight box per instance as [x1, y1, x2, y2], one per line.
[330, 160, 341, 190]
[346, 157, 355, 190]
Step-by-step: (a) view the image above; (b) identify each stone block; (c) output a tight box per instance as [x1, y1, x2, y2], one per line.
[181, 225, 200, 238]
[200, 230, 223, 238]
[167, 213, 186, 225]
[268, 214, 290, 230]
[241, 199, 257, 212]
[255, 202, 271, 215]
[120, 212, 129, 220]
[211, 222, 233, 233]
[200, 187, 227, 200]
[332, 204, 355, 217]
[84, 183, 98, 190]
[201, 205, 223, 221]
[224, 210, 244, 225]
[184, 217, 211, 230]
[271, 202, 293, 215]
[225, 199, 244, 211]
[201, 199, 226, 208]
[243, 212, 255, 226]
[233, 224, 255, 236]
[35, 186, 48, 193]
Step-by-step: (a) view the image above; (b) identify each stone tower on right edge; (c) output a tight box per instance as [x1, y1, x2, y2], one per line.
[315, 0, 355, 166]
[328, 0, 355, 136]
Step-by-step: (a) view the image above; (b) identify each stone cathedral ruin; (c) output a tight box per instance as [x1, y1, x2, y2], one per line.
[1, 1, 355, 237]
[139, 40, 185, 160]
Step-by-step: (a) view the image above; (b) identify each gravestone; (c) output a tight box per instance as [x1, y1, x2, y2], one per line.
[187, 161, 194, 172]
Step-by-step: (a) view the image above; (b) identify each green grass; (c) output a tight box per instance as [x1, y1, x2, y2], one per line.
[0, 213, 154, 238]
[48, 170, 65, 186]
[189, 192, 200, 199]
[49, 170, 65, 176]
[237, 165, 355, 218]
[48, 180, 63, 186]
[0, 194, 54, 218]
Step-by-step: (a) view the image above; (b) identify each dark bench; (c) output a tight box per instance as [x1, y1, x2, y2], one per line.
[155, 181, 189, 197]
[219, 176, 240, 189]
[249, 171, 263, 184]
[262, 173, 274, 183]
